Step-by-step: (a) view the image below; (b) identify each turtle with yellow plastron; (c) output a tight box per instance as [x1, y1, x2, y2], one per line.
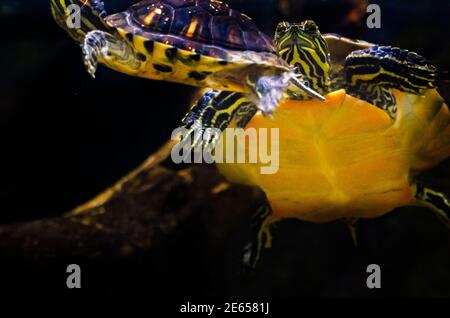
[50, 0, 450, 272]
[182, 21, 450, 271]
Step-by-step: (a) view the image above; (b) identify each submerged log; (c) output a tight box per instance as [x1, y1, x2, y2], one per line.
[0, 141, 264, 262]
[0, 141, 449, 297]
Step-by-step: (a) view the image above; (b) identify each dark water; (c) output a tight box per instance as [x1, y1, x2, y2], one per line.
[1, 0, 450, 300]
[2, 0, 450, 223]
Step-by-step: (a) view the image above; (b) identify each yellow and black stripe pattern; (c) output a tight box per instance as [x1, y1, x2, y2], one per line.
[181, 19, 333, 149]
[50, 0, 111, 42]
[345, 46, 440, 96]
[182, 90, 257, 147]
[274, 20, 331, 95]
[343, 46, 444, 116]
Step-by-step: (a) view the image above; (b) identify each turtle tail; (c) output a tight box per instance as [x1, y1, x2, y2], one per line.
[50, 0, 111, 43]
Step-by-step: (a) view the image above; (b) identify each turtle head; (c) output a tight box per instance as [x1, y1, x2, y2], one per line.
[50, 0, 109, 43]
[274, 20, 331, 93]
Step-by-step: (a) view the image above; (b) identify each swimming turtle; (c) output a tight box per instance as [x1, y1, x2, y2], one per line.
[179, 21, 450, 271]
[50, 0, 324, 114]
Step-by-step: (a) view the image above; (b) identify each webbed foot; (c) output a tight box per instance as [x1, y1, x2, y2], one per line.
[254, 73, 325, 115]
[82, 30, 141, 78]
[254, 75, 289, 114]
[82, 30, 107, 78]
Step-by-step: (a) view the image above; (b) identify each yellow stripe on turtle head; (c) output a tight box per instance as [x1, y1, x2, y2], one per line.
[274, 20, 331, 93]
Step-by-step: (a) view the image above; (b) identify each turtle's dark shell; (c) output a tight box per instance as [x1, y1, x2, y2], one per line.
[106, 0, 274, 58]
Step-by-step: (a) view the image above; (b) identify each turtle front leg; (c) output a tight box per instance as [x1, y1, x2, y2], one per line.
[344, 46, 440, 119]
[181, 90, 258, 150]
[242, 205, 280, 275]
[82, 30, 141, 78]
[412, 183, 450, 227]
[345, 84, 397, 119]
[251, 73, 325, 114]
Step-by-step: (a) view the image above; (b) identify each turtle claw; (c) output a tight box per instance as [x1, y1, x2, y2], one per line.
[82, 31, 106, 78]
[84, 52, 98, 78]
[254, 72, 325, 115]
[254, 75, 288, 115]
[82, 42, 99, 78]
[290, 76, 326, 101]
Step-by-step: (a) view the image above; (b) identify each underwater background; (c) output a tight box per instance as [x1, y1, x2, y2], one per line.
[1, 0, 450, 298]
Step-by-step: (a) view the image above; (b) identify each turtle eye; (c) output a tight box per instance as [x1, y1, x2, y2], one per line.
[276, 22, 290, 33]
[303, 20, 319, 34]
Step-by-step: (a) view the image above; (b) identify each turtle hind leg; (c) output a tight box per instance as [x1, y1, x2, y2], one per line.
[412, 183, 450, 227]
[82, 30, 141, 78]
[241, 205, 280, 276]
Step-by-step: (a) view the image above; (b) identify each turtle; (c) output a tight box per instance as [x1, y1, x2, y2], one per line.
[50, 0, 324, 114]
[178, 20, 450, 271]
